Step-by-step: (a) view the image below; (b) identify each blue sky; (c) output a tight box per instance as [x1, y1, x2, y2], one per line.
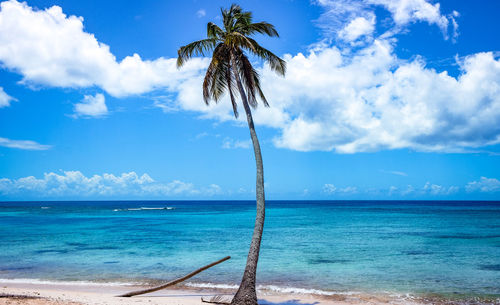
[0, 0, 499, 200]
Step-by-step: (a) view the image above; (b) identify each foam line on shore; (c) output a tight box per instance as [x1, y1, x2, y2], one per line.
[1, 278, 357, 296]
[184, 282, 360, 296]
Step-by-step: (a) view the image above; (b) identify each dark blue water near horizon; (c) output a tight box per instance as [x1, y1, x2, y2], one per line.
[0, 200, 499, 298]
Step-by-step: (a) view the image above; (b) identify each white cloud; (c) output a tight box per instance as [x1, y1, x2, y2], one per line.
[2, 0, 499, 154]
[171, 38, 500, 153]
[0, 86, 16, 107]
[450, 10, 459, 42]
[254, 43, 500, 153]
[323, 183, 357, 194]
[401, 184, 415, 195]
[422, 182, 459, 195]
[323, 183, 337, 193]
[315, 0, 456, 40]
[222, 138, 251, 149]
[368, 0, 449, 36]
[381, 170, 408, 176]
[0, 0, 208, 97]
[338, 16, 375, 42]
[466, 177, 500, 193]
[152, 95, 179, 113]
[388, 185, 398, 195]
[314, 0, 371, 38]
[73, 93, 107, 117]
[196, 9, 206, 18]
[0, 137, 51, 150]
[203, 183, 223, 196]
[0, 171, 224, 197]
[368, 183, 461, 196]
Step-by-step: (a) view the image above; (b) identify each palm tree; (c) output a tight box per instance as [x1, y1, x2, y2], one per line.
[177, 4, 286, 305]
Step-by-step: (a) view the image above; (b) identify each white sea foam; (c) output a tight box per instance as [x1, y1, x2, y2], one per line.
[185, 282, 239, 289]
[40, 207, 50, 209]
[259, 285, 357, 296]
[2, 278, 343, 295]
[185, 282, 359, 296]
[113, 207, 175, 212]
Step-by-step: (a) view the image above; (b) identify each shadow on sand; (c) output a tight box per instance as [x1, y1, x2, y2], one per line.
[258, 299, 320, 305]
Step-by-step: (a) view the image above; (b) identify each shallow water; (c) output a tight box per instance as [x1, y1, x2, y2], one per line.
[0, 200, 499, 298]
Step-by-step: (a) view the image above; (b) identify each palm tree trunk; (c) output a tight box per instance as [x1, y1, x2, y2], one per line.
[230, 56, 266, 305]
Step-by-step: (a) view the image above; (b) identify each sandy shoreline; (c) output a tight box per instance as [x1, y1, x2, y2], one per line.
[1, 281, 500, 305]
[0, 281, 433, 305]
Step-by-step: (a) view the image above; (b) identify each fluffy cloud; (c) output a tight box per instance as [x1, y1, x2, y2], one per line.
[196, 9, 206, 18]
[338, 16, 375, 42]
[466, 177, 500, 193]
[325, 178, 500, 197]
[73, 93, 108, 117]
[175, 39, 500, 153]
[156, 35, 499, 153]
[0, 171, 223, 197]
[222, 138, 251, 149]
[257, 44, 500, 153]
[422, 182, 459, 195]
[315, 0, 456, 40]
[0, 0, 208, 97]
[368, 0, 449, 35]
[323, 183, 358, 194]
[0, 86, 16, 107]
[314, 0, 372, 38]
[0, 137, 51, 150]
[384, 182, 459, 196]
[1, 0, 499, 154]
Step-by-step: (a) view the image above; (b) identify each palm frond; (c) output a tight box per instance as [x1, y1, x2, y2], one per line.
[225, 56, 239, 117]
[203, 44, 232, 103]
[224, 32, 256, 51]
[213, 69, 228, 101]
[178, 4, 285, 116]
[228, 4, 242, 16]
[203, 57, 219, 105]
[240, 22, 279, 37]
[234, 50, 258, 108]
[177, 38, 217, 67]
[207, 22, 224, 39]
[210, 54, 230, 102]
[222, 4, 241, 32]
[253, 72, 269, 107]
[245, 37, 286, 75]
[233, 11, 252, 32]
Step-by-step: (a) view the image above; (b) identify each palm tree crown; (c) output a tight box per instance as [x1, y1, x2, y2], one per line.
[177, 4, 286, 118]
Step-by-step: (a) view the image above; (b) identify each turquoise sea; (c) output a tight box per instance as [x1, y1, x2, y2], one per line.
[0, 200, 499, 300]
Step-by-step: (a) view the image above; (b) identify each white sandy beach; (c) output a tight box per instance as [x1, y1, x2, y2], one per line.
[0, 281, 432, 305]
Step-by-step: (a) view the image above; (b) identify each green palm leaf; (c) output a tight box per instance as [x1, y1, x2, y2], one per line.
[177, 38, 217, 67]
[177, 3, 285, 116]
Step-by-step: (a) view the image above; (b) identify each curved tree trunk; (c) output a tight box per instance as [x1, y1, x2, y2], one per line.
[230, 56, 266, 305]
[117, 256, 231, 297]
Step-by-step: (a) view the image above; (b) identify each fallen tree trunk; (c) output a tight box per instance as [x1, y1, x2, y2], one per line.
[117, 256, 231, 297]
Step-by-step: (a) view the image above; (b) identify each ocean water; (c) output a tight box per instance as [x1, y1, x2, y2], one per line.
[0, 200, 499, 299]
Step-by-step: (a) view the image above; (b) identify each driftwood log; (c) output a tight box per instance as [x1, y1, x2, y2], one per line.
[117, 256, 231, 297]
